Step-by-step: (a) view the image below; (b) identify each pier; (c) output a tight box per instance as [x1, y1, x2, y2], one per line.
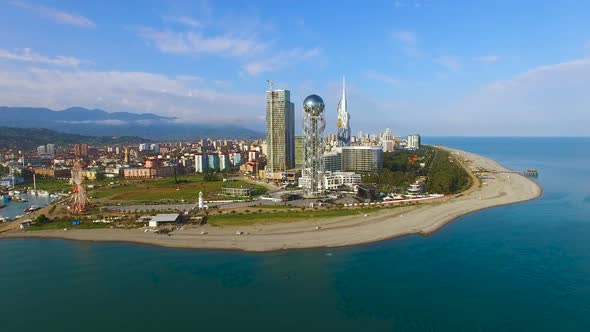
[472, 168, 539, 177]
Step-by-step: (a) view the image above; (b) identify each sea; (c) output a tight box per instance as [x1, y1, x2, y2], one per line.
[1, 137, 589, 331]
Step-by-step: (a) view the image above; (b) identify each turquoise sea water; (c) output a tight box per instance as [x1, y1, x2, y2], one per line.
[1, 137, 589, 331]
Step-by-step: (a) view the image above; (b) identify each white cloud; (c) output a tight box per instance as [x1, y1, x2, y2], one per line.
[478, 55, 500, 63]
[139, 28, 268, 57]
[435, 55, 461, 71]
[364, 70, 400, 86]
[162, 16, 203, 28]
[10, 0, 95, 28]
[434, 58, 590, 135]
[0, 67, 263, 125]
[391, 30, 423, 57]
[0, 48, 81, 67]
[242, 47, 321, 76]
[392, 30, 416, 46]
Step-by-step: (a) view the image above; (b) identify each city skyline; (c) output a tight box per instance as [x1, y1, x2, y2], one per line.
[0, 1, 589, 136]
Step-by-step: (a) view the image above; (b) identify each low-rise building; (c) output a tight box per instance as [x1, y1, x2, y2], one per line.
[221, 187, 251, 197]
[34, 167, 71, 179]
[148, 214, 181, 227]
[122, 167, 174, 179]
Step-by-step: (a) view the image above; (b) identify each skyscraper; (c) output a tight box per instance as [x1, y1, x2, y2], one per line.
[337, 77, 351, 147]
[266, 89, 295, 175]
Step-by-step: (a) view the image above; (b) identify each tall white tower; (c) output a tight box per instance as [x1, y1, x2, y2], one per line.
[336, 77, 351, 147]
[303, 94, 326, 198]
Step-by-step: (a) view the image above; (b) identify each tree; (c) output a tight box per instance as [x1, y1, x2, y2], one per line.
[35, 214, 51, 224]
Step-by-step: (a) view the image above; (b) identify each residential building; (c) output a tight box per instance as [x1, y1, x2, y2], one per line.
[208, 154, 220, 171]
[195, 154, 209, 173]
[323, 151, 342, 172]
[408, 134, 421, 149]
[218, 153, 231, 171]
[74, 144, 88, 158]
[382, 128, 395, 152]
[341, 146, 383, 173]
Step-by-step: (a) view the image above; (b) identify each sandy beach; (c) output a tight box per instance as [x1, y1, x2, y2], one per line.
[0, 147, 542, 251]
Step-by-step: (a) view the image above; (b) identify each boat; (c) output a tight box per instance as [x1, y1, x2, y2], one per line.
[2, 195, 10, 203]
[24, 205, 41, 213]
[0, 203, 6, 209]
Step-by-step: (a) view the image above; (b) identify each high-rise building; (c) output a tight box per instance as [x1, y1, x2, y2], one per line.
[266, 89, 295, 174]
[195, 154, 209, 173]
[408, 134, 421, 149]
[231, 152, 243, 166]
[295, 136, 304, 168]
[382, 128, 395, 152]
[208, 154, 220, 171]
[336, 77, 351, 147]
[37, 145, 47, 156]
[46, 144, 56, 156]
[342, 146, 383, 173]
[74, 144, 88, 158]
[150, 143, 160, 153]
[219, 153, 231, 171]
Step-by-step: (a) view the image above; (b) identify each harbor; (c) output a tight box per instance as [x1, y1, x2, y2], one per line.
[0, 192, 57, 222]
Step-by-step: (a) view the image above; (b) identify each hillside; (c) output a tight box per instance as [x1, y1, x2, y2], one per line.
[0, 127, 149, 150]
[0, 107, 263, 140]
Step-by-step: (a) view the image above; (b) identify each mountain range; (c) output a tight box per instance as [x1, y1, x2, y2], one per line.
[0, 107, 263, 140]
[0, 127, 149, 150]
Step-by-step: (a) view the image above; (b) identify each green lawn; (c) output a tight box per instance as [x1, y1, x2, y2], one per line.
[207, 206, 388, 226]
[90, 176, 266, 202]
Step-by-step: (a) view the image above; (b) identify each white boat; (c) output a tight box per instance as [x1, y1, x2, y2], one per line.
[38, 191, 50, 197]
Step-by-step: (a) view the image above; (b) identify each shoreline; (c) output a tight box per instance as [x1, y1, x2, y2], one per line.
[0, 147, 542, 252]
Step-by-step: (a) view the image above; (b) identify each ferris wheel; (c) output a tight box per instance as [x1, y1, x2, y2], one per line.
[69, 160, 88, 213]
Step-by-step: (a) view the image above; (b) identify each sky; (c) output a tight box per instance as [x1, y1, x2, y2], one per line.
[0, 0, 589, 136]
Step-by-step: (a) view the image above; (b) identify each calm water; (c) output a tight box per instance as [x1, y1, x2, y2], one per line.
[0, 193, 55, 219]
[1, 137, 589, 331]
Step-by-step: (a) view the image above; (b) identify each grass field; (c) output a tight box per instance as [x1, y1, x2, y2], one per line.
[207, 206, 387, 226]
[90, 175, 266, 202]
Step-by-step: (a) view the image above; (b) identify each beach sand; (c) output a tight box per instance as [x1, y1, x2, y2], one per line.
[0, 147, 542, 251]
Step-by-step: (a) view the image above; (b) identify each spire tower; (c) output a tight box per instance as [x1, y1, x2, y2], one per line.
[336, 76, 351, 147]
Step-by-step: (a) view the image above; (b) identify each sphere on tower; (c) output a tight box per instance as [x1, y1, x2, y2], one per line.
[303, 95, 325, 115]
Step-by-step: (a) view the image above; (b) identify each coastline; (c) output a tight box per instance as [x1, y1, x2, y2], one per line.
[0, 147, 542, 252]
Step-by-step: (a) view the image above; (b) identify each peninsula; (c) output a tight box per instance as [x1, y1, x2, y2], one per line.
[0, 147, 542, 251]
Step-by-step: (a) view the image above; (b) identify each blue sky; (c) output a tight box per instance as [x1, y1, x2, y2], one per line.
[0, 0, 589, 136]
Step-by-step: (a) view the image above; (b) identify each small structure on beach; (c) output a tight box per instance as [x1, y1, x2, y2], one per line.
[148, 213, 181, 228]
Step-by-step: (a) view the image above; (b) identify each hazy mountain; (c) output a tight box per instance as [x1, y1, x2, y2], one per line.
[0, 127, 149, 150]
[0, 107, 264, 140]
